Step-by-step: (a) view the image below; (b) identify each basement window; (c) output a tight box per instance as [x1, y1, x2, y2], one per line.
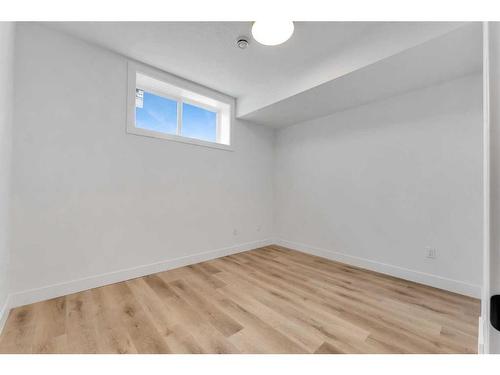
[127, 63, 232, 150]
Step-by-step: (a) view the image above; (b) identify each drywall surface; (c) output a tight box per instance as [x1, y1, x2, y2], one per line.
[10, 23, 274, 298]
[8, 23, 483, 309]
[487, 21, 500, 354]
[243, 23, 482, 128]
[237, 22, 466, 117]
[275, 75, 483, 295]
[0, 22, 15, 316]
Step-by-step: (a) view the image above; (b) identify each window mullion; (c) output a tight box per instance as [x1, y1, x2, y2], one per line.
[215, 112, 221, 143]
[177, 100, 183, 136]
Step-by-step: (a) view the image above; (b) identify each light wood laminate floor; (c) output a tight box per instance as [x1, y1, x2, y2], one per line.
[0, 246, 480, 354]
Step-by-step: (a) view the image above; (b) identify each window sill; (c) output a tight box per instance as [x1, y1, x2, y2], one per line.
[127, 127, 234, 151]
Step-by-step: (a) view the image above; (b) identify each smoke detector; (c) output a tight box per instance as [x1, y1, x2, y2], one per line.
[236, 37, 250, 49]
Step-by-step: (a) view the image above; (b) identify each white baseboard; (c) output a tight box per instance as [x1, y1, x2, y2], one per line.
[8, 239, 273, 310]
[0, 295, 11, 335]
[276, 239, 481, 298]
[1, 238, 480, 337]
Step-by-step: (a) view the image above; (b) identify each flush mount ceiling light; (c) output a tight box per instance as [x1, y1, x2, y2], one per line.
[251, 21, 294, 46]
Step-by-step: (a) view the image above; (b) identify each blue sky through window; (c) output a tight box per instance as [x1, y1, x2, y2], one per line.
[136, 90, 217, 143]
[181, 103, 217, 142]
[136, 91, 177, 134]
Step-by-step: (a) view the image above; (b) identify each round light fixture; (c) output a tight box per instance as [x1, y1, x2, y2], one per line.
[251, 21, 294, 46]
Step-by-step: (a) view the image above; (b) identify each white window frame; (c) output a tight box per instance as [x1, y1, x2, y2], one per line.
[127, 62, 233, 151]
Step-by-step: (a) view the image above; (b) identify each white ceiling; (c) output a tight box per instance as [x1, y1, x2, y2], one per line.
[43, 21, 480, 128]
[44, 22, 372, 96]
[242, 23, 483, 127]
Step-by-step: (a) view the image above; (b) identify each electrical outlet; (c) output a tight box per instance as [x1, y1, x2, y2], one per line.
[425, 247, 437, 259]
[256, 225, 261, 232]
[233, 229, 238, 236]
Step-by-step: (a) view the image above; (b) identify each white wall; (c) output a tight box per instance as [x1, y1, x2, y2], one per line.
[0, 22, 15, 322]
[9, 23, 274, 304]
[275, 74, 483, 296]
[6, 23, 484, 312]
[487, 21, 500, 354]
